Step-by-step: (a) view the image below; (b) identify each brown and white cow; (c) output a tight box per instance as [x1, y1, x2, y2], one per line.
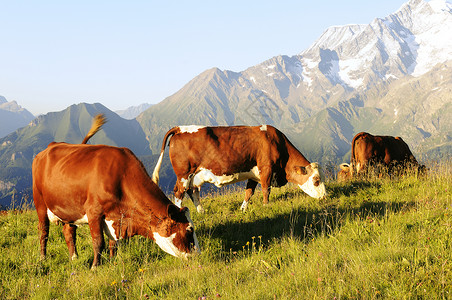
[152, 125, 327, 212]
[32, 115, 199, 268]
[338, 132, 423, 180]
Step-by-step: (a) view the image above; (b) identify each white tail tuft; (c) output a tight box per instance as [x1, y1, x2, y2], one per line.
[152, 152, 164, 185]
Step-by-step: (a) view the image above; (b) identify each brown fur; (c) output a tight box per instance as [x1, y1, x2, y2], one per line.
[32, 114, 197, 268]
[153, 125, 325, 210]
[339, 132, 422, 179]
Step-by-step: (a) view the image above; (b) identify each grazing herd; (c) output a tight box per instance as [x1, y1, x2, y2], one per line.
[31, 114, 423, 267]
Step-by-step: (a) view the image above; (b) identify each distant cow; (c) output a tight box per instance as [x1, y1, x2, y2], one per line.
[152, 125, 326, 212]
[32, 115, 199, 268]
[338, 132, 422, 180]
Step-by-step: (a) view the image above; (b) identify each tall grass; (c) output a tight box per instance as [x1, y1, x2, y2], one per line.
[0, 163, 451, 299]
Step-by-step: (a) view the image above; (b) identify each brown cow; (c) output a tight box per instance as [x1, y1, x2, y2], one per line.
[152, 125, 327, 212]
[32, 115, 199, 268]
[338, 132, 422, 180]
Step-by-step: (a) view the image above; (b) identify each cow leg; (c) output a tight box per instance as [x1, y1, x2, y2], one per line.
[63, 223, 78, 260]
[36, 205, 50, 260]
[108, 239, 117, 258]
[241, 180, 258, 212]
[187, 187, 204, 213]
[259, 168, 272, 205]
[173, 180, 186, 208]
[87, 217, 105, 269]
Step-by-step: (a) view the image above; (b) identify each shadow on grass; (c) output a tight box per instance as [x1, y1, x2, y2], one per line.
[204, 197, 416, 255]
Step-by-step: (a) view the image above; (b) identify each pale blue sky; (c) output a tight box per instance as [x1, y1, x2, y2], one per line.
[0, 0, 408, 115]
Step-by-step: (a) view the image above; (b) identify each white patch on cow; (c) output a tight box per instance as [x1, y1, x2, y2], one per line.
[179, 125, 205, 133]
[47, 209, 63, 224]
[356, 162, 362, 173]
[47, 209, 88, 226]
[184, 209, 200, 253]
[74, 214, 88, 225]
[298, 166, 327, 199]
[190, 189, 205, 213]
[180, 177, 189, 190]
[240, 200, 249, 212]
[103, 219, 118, 241]
[191, 166, 260, 188]
[153, 232, 188, 259]
[260, 125, 267, 131]
[174, 197, 183, 208]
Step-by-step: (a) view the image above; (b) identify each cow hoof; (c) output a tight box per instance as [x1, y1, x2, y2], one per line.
[70, 253, 78, 261]
[240, 201, 248, 212]
[196, 205, 205, 213]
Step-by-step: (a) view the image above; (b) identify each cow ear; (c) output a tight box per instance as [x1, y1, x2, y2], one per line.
[294, 166, 308, 175]
[340, 163, 350, 170]
[167, 204, 181, 220]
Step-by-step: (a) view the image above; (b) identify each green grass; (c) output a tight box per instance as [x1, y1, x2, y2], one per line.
[0, 164, 451, 299]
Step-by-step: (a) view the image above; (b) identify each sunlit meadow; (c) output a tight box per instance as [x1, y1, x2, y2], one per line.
[0, 162, 451, 299]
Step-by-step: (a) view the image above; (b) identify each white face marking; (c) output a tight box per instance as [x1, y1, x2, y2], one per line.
[179, 125, 205, 133]
[260, 125, 267, 131]
[103, 219, 118, 241]
[191, 166, 260, 188]
[153, 232, 188, 259]
[298, 168, 327, 199]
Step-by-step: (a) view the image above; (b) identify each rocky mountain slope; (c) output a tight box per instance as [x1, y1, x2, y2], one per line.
[0, 96, 35, 138]
[115, 103, 152, 120]
[0, 103, 152, 206]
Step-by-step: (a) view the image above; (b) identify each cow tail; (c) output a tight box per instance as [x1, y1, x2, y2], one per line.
[151, 127, 180, 184]
[350, 132, 363, 176]
[351, 132, 370, 175]
[81, 114, 107, 144]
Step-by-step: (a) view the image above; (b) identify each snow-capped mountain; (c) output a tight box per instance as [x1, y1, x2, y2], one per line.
[299, 0, 452, 90]
[138, 0, 452, 160]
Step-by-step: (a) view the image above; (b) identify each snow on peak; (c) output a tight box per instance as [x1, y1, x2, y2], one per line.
[299, 0, 452, 89]
[427, 0, 452, 13]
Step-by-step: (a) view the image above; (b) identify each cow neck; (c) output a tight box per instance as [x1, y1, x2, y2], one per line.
[285, 139, 310, 168]
[121, 172, 173, 239]
[136, 180, 172, 237]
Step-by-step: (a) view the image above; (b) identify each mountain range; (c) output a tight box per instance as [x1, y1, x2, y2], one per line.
[137, 0, 452, 161]
[1, 0, 451, 207]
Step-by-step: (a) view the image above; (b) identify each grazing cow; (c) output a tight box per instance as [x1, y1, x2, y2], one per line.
[152, 125, 327, 212]
[32, 114, 199, 268]
[338, 132, 422, 180]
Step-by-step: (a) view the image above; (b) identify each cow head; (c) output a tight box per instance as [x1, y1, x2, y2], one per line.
[337, 163, 352, 181]
[293, 163, 327, 199]
[153, 205, 200, 259]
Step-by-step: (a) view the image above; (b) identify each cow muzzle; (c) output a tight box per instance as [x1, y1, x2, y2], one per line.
[299, 177, 327, 199]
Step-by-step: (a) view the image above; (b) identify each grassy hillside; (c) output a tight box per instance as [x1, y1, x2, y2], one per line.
[0, 164, 451, 299]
